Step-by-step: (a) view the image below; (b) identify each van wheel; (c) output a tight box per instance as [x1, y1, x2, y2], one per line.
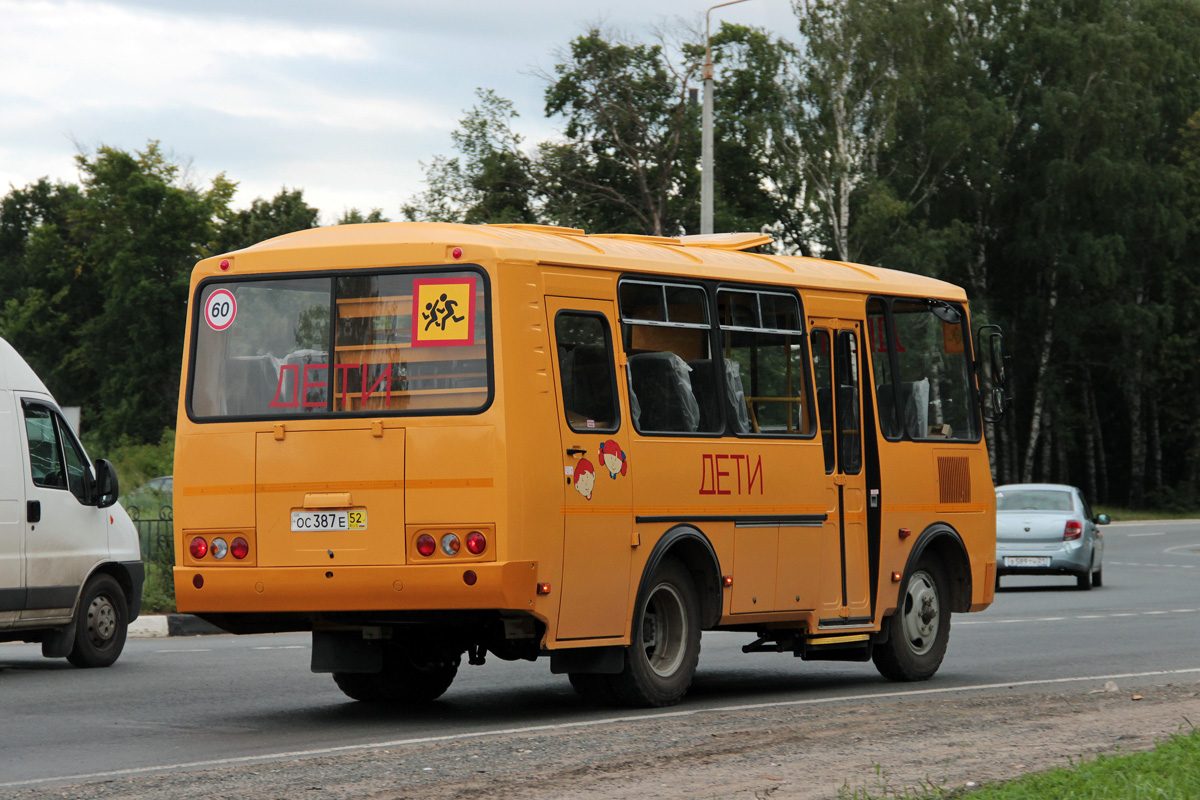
[333, 647, 459, 703]
[873, 558, 950, 682]
[608, 558, 701, 708]
[66, 574, 128, 668]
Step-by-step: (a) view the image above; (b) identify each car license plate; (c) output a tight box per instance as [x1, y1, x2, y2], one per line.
[1004, 556, 1051, 567]
[291, 509, 367, 532]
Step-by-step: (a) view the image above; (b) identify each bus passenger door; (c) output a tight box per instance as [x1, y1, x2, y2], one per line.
[547, 298, 633, 641]
[810, 321, 872, 625]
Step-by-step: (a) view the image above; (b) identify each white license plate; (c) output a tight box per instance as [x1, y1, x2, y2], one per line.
[1004, 556, 1051, 568]
[290, 509, 367, 532]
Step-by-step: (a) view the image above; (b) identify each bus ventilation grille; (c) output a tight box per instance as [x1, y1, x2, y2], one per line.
[937, 457, 971, 504]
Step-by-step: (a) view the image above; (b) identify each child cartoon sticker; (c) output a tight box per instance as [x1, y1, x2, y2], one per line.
[572, 458, 596, 500]
[598, 439, 627, 479]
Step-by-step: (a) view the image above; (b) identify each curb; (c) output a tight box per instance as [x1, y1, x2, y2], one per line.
[129, 614, 225, 638]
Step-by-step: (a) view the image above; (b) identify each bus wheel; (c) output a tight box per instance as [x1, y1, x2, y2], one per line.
[872, 559, 950, 682]
[66, 574, 128, 668]
[609, 558, 701, 707]
[333, 648, 459, 703]
[567, 672, 615, 704]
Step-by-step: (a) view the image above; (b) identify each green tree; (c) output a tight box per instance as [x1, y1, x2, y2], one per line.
[214, 187, 319, 253]
[0, 141, 236, 446]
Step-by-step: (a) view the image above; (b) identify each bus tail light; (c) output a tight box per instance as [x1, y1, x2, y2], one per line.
[463, 570, 477, 586]
[189, 537, 209, 559]
[1064, 520, 1083, 541]
[465, 531, 486, 555]
[416, 534, 437, 557]
[210, 538, 229, 560]
[441, 533, 461, 556]
[231, 537, 250, 559]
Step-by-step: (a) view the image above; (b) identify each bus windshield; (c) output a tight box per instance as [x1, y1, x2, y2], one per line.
[188, 268, 490, 419]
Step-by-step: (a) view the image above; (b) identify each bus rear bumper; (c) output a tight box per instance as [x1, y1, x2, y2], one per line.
[174, 561, 539, 614]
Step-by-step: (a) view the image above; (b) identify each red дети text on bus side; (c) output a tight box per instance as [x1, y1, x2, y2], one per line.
[698, 454, 764, 496]
[268, 363, 392, 408]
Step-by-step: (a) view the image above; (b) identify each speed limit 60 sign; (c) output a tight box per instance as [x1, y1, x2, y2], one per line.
[205, 289, 237, 331]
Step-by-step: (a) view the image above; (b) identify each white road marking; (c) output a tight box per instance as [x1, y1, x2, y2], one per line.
[959, 607, 1200, 626]
[252, 645, 307, 650]
[1128, 532, 1166, 537]
[154, 649, 211, 654]
[4, 666, 1200, 790]
[1110, 561, 1196, 569]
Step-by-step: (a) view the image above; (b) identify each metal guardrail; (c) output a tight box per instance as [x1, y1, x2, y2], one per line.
[128, 506, 174, 563]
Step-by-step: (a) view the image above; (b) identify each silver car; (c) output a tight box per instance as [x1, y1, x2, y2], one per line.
[995, 483, 1109, 590]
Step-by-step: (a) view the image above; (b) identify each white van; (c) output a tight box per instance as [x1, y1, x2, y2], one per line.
[0, 337, 143, 666]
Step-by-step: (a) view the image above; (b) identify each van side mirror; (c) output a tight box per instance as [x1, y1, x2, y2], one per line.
[94, 459, 119, 509]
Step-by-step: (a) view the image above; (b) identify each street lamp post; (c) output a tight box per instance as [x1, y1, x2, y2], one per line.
[702, 0, 754, 235]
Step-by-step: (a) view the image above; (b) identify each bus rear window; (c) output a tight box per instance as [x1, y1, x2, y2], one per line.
[188, 269, 490, 419]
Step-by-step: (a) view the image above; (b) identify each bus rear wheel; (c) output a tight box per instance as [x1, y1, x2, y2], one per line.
[873, 558, 950, 682]
[333, 647, 459, 704]
[607, 558, 701, 708]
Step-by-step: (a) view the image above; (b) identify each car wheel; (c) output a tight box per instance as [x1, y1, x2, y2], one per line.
[1092, 567, 1103, 588]
[333, 646, 458, 703]
[873, 558, 951, 682]
[66, 574, 128, 668]
[607, 558, 701, 707]
[1076, 557, 1094, 591]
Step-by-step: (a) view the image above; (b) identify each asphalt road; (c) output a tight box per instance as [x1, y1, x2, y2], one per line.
[1, 519, 1198, 790]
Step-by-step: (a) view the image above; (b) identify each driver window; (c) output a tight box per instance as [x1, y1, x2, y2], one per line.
[62, 426, 92, 503]
[24, 406, 67, 490]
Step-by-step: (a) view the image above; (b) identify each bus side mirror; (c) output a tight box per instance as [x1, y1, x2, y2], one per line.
[94, 459, 120, 509]
[976, 325, 1007, 423]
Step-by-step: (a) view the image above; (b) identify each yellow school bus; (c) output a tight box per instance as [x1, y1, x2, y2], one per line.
[174, 222, 1004, 707]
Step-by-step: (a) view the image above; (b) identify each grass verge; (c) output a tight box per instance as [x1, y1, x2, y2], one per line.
[840, 727, 1200, 799]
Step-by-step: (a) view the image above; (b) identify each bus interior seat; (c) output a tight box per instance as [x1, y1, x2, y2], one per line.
[876, 378, 930, 438]
[686, 359, 720, 432]
[628, 352, 700, 433]
[280, 350, 329, 408]
[224, 354, 282, 415]
[688, 358, 752, 434]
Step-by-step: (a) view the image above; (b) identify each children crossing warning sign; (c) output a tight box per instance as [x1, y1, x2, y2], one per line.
[412, 276, 477, 347]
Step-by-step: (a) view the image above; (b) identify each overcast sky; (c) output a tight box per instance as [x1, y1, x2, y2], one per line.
[1, 0, 798, 223]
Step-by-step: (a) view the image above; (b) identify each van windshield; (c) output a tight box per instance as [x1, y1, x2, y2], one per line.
[188, 269, 490, 419]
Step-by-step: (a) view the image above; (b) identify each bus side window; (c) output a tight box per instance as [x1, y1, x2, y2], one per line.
[868, 298, 901, 439]
[555, 312, 620, 433]
[811, 330, 835, 473]
[619, 280, 715, 435]
[717, 288, 811, 437]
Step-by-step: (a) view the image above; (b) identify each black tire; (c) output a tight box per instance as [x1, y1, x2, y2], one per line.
[1076, 556, 1094, 591]
[607, 558, 701, 708]
[66, 574, 128, 668]
[873, 558, 951, 682]
[1093, 567, 1103, 588]
[568, 672, 616, 704]
[333, 647, 459, 703]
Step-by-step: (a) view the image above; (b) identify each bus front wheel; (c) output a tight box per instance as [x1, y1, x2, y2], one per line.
[608, 558, 701, 708]
[872, 558, 950, 682]
[333, 647, 459, 704]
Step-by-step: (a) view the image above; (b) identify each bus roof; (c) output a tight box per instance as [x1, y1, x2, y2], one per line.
[215, 222, 968, 302]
